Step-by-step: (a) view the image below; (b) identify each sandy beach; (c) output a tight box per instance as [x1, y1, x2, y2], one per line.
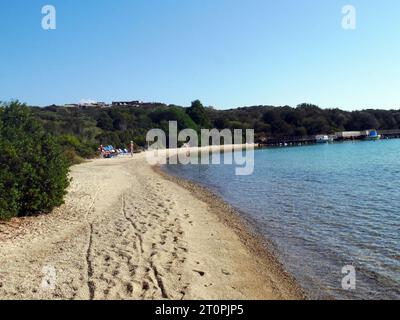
[0, 150, 303, 300]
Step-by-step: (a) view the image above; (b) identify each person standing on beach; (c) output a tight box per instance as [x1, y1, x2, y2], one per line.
[130, 141, 134, 157]
[99, 145, 104, 158]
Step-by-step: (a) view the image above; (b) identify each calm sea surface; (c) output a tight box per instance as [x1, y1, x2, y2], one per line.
[164, 140, 400, 299]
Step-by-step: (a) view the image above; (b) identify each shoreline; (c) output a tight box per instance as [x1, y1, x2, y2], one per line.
[154, 165, 305, 300]
[0, 150, 303, 300]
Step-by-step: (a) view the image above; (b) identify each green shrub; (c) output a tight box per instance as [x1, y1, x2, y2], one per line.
[63, 148, 85, 165]
[0, 102, 70, 220]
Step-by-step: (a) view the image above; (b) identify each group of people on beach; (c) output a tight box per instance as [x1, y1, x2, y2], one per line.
[99, 141, 135, 158]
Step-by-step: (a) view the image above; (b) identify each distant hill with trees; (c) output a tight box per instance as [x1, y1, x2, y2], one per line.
[30, 101, 400, 158]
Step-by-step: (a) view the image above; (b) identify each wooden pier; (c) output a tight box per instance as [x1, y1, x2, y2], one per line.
[261, 129, 400, 147]
[378, 129, 400, 139]
[263, 135, 318, 146]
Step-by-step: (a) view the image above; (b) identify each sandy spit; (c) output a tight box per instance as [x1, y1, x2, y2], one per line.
[0, 150, 304, 300]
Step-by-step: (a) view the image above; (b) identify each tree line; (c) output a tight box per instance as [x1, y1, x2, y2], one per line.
[33, 101, 400, 156]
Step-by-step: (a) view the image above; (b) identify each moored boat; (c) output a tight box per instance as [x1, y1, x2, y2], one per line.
[364, 129, 381, 141]
[315, 135, 330, 143]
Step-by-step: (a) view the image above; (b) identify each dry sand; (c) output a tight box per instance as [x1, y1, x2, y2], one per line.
[0, 150, 304, 300]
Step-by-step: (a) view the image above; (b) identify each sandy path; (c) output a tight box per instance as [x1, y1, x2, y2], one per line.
[0, 155, 303, 300]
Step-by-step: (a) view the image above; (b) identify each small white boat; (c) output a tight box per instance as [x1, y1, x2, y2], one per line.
[315, 135, 330, 144]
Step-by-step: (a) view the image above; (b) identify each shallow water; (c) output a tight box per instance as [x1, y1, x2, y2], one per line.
[164, 140, 400, 299]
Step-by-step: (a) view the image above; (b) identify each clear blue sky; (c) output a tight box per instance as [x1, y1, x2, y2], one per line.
[0, 0, 399, 110]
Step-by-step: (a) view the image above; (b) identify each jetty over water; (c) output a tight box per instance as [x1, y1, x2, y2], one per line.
[262, 129, 400, 147]
[378, 129, 400, 139]
[264, 135, 318, 146]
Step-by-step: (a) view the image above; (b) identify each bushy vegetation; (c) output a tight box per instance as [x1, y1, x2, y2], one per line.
[0, 102, 70, 220]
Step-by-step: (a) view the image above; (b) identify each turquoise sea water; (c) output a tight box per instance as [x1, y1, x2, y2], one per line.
[164, 140, 400, 299]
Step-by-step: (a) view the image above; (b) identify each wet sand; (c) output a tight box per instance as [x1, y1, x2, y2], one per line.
[0, 151, 304, 300]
